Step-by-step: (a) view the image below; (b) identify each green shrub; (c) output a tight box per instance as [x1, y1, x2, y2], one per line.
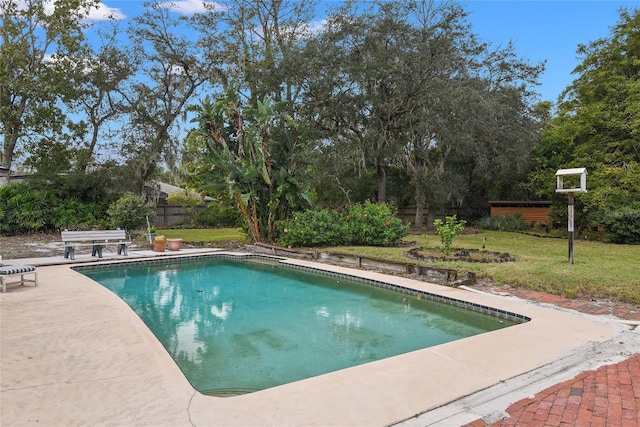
[599, 207, 640, 244]
[0, 177, 119, 235]
[0, 183, 55, 234]
[278, 202, 408, 247]
[51, 199, 101, 230]
[107, 192, 156, 233]
[193, 199, 242, 228]
[433, 215, 466, 254]
[476, 215, 527, 231]
[342, 201, 409, 246]
[278, 209, 342, 247]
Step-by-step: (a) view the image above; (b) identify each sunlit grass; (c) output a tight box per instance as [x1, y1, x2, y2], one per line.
[154, 228, 247, 243]
[327, 230, 640, 304]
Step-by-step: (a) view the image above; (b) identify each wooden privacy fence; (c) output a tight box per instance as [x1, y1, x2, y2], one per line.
[397, 205, 438, 226]
[156, 202, 549, 228]
[155, 204, 208, 227]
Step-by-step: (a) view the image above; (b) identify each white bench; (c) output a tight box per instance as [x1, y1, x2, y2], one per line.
[61, 229, 131, 260]
[0, 265, 38, 293]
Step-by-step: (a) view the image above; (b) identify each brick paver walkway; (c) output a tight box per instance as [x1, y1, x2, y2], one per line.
[464, 354, 640, 427]
[476, 285, 640, 322]
[463, 286, 640, 427]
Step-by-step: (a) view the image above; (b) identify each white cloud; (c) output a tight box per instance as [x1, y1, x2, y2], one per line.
[19, 0, 125, 21]
[161, 0, 223, 15]
[86, 2, 126, 21]
[306, 18, 327, 36]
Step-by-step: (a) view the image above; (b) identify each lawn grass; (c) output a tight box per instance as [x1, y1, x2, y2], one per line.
[154, 228, 248, 243]
[327, 230, 640, 304]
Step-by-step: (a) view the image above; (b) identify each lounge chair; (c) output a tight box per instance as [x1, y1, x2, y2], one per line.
[0, 265, 38, 293]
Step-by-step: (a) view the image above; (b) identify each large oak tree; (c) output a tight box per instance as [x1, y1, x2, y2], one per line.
[0, 0, 99, 174]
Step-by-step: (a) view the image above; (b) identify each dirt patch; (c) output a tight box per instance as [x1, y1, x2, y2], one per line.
[0, 234, 66, 259]
[0, 233, 245, 260]
[405, 247, 515, 263]
[0, 233, 153, 259]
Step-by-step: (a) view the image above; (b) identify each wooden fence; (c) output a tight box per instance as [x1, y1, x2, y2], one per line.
[155, 203, 208, 227]
[155, 203, 500, 228]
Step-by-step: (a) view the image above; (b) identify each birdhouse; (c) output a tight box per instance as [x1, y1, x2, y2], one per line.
[555, 168, 587, 193]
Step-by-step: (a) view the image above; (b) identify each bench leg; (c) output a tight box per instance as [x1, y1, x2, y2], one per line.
[65, 246, 75, 260]
[1, 277, 5, 293]
[92, 245, 104, 258]
[20, 272, 37, 287]
[118, 243, 128, 256]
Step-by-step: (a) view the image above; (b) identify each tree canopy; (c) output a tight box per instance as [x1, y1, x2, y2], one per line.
[0, 0, 98, 172]
[529, 8, 640, 242]
[299, 0, 543, 224]
[13, 0, 623, 242]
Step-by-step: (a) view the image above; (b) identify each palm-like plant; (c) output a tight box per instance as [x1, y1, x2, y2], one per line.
[186, 88, 313, 243]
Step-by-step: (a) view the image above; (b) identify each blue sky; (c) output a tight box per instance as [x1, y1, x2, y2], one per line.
[92, 0, 639, 103]
[463, 0, 639, 102]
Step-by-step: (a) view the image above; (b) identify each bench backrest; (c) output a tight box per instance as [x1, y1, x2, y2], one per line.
[61, 229, 127, 242]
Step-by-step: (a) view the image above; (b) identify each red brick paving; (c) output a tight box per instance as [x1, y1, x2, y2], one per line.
[477, 285, 640, 322]
[463, 354, 640, 427]
[463, 286, 640, 427]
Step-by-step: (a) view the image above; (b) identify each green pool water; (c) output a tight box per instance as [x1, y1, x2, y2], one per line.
[80, 257, 516, 396]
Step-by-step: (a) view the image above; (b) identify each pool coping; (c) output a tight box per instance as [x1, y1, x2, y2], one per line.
[0, 252, 619, 426]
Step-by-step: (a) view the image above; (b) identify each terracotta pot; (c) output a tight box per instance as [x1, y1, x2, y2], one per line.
[154, 235, 166, 252]
[167, 238, 182, 251]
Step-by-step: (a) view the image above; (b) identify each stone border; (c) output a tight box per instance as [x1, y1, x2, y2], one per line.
[245, 243, 469, 284]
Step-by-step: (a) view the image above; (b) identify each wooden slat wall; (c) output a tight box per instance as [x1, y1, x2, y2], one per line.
[490, 206, 550, 224]
[155, 204, 208, 227]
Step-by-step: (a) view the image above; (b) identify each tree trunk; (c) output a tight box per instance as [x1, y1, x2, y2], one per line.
[1, 127, 18, 173]
[427, 209, 437, 232]
[376, 155, 386, 203]
[414, 187, 426, 227]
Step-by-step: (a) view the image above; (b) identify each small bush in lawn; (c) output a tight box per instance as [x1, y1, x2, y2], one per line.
[433, 215, 466, 255]
[342, 201, 409, 246]
[476, 215, 527, 231]
[278, 202, 408, 247]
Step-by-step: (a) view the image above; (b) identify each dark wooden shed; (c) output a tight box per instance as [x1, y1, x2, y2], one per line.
[489, 201, 552, 225]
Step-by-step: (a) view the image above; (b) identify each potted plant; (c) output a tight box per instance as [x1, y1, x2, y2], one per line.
[146, 226, 156, 243]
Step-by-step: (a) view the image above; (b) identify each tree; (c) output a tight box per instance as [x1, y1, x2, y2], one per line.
[194, 0, 318, 112]
[71, 23, 133, 172]
[0, 0, 99, 173]
[300, 0, 418, 203]
[186, 89, 313, 243]
[118, 0, 223, 194]
[299, 0, 542, 223]
[530, 8, 640, 235]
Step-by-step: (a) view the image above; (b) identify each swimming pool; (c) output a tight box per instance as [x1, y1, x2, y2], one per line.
[77, 255, 523, 396]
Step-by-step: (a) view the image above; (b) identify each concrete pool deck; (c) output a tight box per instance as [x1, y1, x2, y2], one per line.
[1, 251, 637, 426]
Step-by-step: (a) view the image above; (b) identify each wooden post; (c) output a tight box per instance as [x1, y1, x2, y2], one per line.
[568, 193, 574, 264]
[556, 168, 586, 264]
